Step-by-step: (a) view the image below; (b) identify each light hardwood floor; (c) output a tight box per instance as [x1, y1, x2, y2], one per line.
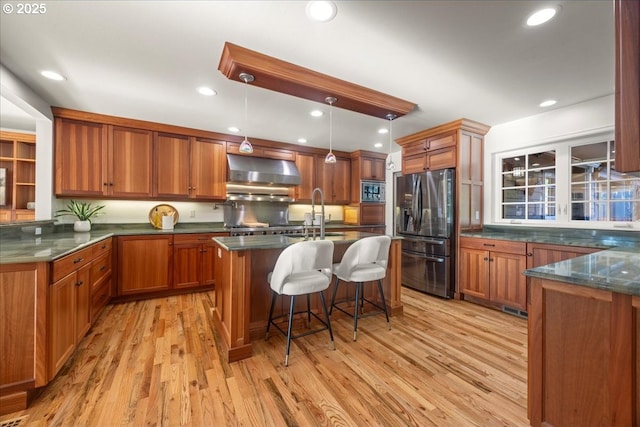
[1, 288, 528, 426]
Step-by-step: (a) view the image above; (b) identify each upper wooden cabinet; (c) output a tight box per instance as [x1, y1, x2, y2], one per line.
[227, 141, 295, 161]
[154, 134, 226, 200]
[294, 152, 316, 202]
[55, 118, 153, 198]
[350, 150, 386, 181]
[400, 131, 457, 174]
[614, 0, 640, 172]
[316, 156, 351, 204]
[0, 131, 36, 222]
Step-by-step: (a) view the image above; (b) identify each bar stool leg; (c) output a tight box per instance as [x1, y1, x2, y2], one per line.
[306, 294, 312, 327]
[318, 291, 336, 350]
[329, 277, 340, 315]
[353, 282, 361, 341]
[285, 295, 296, 367]
[266, 291, 278, 340]
[377, 279, 391, 330]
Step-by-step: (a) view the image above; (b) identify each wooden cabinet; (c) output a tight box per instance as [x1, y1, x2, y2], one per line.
[154, 134, 227, 200]
[344, 204, 385, 226]
[528, 279, 638, 426]
[614, 0, 640, 173]
[316, 156, 351, 204]
[459, 237, 527, 311]
[117, 235, 173, 296]
[0, 131, 36, 222]
[400, 132, 457, 174]
[55, 118, 153, 198]
[294, 152, 316, 202]
[526, 243, 598, 269]
[227, 141, 295, 160]
[173, 233, 220, 289]
[350, 150, 386, 182]
[90, 239, 113, 321]
[0, 262, 48, 415]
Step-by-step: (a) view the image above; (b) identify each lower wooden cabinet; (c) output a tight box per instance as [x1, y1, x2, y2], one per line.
[173, 233, 219, 289]
[0, 262, 48, 415]
[117, 235, 173, 295]
[459, 237, 527, 311]
[528, 278, 638, 426]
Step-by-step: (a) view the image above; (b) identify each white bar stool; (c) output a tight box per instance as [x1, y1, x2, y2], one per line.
[330, 235, 391, 341]
[266, 240, 336, 366]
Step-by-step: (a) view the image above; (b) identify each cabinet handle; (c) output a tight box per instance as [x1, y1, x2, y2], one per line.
[103, 182, 108, 186]
[483, 243, 495, 247]
[489, 258, 494, 262]
[484, 257, 489, 261]
[527, 253, 533, 257]
[73, 257, 84, 264]
[100, 265, 107, 272]
[76, 280, 83, 286]
[101, 244, 107, 249]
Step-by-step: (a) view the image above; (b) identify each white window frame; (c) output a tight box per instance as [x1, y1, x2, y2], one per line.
[493, 130, 639, 230]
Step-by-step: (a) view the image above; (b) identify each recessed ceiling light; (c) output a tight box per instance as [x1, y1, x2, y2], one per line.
[197, 86, 216, 96]
[310, 110, 323, 117]
[378, 128, 389, 134]
[305, 1, 337, 23]
[532, 163, 541, 167]
[297, 138, 307, 144]
[228, 126, 240, 133]
[41, 70, 66, 81]
[526, 7, 558, 26]
[539, 99, 557, 107]
[374, 142, 383, 148]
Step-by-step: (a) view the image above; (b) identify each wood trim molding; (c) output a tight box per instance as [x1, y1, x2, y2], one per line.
[395, 118, 491, 146]
[218, 42, 416, 119]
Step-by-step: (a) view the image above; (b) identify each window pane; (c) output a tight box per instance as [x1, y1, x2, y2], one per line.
[529, 169, 555, 185]
[502, 173, 523, 187]
[502, 156, 525, 173]
[571, 202, 590, 220]
[610, 201, 636, 221]
[572, 142, 608, 164]
[528, 151, 555, 168]
[503, 204, 525, 219]
[571, 163, 608, 182]
[528, 203, 555, 220]
[503, 188, 525, 203]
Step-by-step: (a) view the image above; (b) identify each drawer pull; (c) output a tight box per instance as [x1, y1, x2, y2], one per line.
[101, 244, 107, 249]
[484, 257, 489, 261]
[483, 243, 495, 247]
[76, 280, 84, 286]
[100, 266, 107, 272]
[73, 257, 84, 264]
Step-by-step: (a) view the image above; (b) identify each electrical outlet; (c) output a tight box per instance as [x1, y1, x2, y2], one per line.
[190, 210, 196, 218]
[34, 227, 42, 235]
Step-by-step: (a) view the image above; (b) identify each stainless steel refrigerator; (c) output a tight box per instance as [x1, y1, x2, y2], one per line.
[395, 168, 454, 298]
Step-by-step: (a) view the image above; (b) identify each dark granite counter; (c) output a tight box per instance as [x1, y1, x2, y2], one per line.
[0, 222, 383, 264]
[461, 226, 640, 296]
[212, 231, 398, 251]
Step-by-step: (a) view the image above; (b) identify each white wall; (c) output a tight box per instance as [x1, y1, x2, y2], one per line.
[483, 94, 615, 225]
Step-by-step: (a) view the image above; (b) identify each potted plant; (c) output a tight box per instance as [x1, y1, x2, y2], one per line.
[55, 200, 105, 232]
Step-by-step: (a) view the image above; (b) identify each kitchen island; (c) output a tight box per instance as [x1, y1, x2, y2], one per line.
[524, 247, 640, 427]
[211, 232, 403, 362]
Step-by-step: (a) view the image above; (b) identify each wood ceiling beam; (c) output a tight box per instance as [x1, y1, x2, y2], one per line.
[218, 42, 416, 119]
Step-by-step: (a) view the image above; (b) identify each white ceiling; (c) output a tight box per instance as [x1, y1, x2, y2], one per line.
[0, 0, 614, 153]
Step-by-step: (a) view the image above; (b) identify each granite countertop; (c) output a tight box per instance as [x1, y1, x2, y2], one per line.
[212, 231, 398, 251]
[0, 222, 384, 264]
[462, 226, 640, 296]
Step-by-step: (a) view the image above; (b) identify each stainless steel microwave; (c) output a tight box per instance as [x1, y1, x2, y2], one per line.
[361, 180, 385, 203]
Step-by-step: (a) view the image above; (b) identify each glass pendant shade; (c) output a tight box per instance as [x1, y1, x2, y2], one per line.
[239, 72, 254, 154]
[386, 113, 397, 170]
[325, 96, 337, 164]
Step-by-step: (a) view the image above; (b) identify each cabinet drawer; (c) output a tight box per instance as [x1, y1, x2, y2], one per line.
[428, 132, 456, 150]
[174, 233, 216, 245]
[91, 238, 112, 258]
[91, 277, 111, 320]
[51, 246, 94, 282]
[459, 237, 527, 255]
[402, 153, 427, 174]
[91, 251, 112, 288]
[427, 147, 456, 170]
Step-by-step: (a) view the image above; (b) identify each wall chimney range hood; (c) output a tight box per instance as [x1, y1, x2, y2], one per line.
[226, 154, 301, 202]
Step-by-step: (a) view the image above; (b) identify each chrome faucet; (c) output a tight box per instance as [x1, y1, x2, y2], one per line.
[310, 187, 325, 239]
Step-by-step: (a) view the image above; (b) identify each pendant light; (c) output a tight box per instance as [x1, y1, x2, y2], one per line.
[325, 96, 337, 164]
[385, 113, 397, 170]
[238, 72, 254, 154]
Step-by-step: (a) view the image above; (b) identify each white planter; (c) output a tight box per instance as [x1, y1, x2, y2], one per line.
[73, 220, 91, 232]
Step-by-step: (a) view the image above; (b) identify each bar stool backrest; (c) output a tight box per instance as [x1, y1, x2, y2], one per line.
[269, 240, 334, 294]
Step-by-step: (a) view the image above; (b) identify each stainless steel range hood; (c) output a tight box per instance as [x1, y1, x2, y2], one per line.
[227, 154, 301, 185]
[226, 154, 301, 202]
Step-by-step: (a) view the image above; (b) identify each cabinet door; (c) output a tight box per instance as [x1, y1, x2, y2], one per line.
[362, 157, 385, 180]
[526, 243, 598, 269]
[117, 235, 173, 295]
[49, 273, 77, 378]
[459, 247, 489, 299]
[427, 146, 456, 170]
[489, 252, 527, 310]
[402, 153, 427, 174]
[75, 264, 92, 343]
[109, 126, 153, 197]
[360, 203, 385, 225]
[55, 118, 107, 196]
[190, 137, 226, 200]
[155, 133, 190, 198]
[173, 242, 202, 289]
[202, 239, 217, 286]
[330, 158, 351, 204]
[295, 153, 316, 202]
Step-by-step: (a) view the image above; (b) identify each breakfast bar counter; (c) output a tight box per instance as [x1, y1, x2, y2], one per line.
[210, 232, 403, 362]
